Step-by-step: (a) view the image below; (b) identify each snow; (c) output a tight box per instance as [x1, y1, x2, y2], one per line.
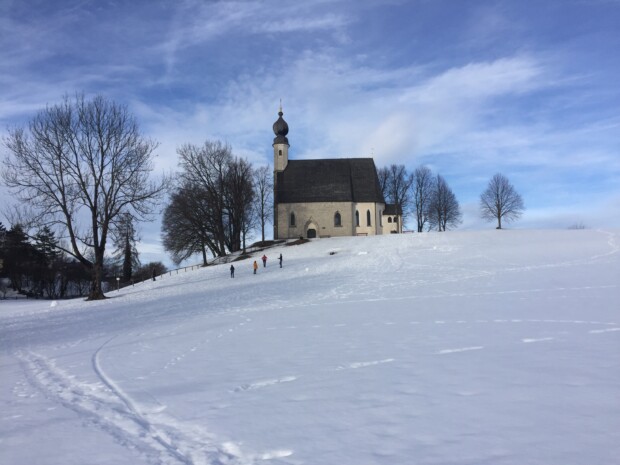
[1, 229, 619, 465]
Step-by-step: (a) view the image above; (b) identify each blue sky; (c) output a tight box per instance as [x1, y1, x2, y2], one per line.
[1, 0, 619, 264]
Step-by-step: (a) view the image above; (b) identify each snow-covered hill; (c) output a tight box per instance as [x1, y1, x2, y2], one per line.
[1, 230, 619, 465]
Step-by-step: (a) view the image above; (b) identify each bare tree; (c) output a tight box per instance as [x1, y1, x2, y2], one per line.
[480, 173, 525, 229]
[177, 140, 231, 256]
[411, 165, 434, 232]
[2, 94, 167, 300]
[162, 183, 220, 266]
[167, 140, 255, 261]
[376, 166, 390, 201]
[253, 165, 273, 243]
[380, 164, 414, 222]
[428, 175, 462, 231]
[223, 157, 254, 253]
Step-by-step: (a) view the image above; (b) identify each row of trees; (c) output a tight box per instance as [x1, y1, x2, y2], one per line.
[378, 165, 463, 231]
[0, 220, 167, 299]
[161, 141, 273, 266]
[378, 165, 524, 231]
[1, 94, 270, 299]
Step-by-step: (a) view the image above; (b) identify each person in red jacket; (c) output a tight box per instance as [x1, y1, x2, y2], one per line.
[262, 254, 267, 267]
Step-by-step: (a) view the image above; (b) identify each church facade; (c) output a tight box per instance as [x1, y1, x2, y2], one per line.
[272, 108, 402, 239]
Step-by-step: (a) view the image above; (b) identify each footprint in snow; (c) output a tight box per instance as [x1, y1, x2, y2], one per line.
[335, 359, 395, 370]
[436, 346, 483, 355]
[522, 337, 554, 343]
[232, 376, 297, 392]
[589, 327, 620, 334]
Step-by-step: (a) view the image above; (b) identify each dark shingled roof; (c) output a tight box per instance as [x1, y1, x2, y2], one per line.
[275, 158, 385, 204]
[384, 203, 403, 215]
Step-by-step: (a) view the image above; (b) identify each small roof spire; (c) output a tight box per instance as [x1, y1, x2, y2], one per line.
[279, 98, 283, 115]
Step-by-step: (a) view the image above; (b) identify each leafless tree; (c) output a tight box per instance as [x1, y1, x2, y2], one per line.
[177, 140, 231, 256]
[2, 94, 167, 300]
[223, 157, 254, 253]
[166, 140, 254, 262]
[253, 165, 273, 243]
[411, 165, 434, 232]
[377, 166, 390, 201]
[162, 183, 218, 265]
[380, 164, 414, 221]
[480, 173, 525, 229]
[428, 175, 462, 231]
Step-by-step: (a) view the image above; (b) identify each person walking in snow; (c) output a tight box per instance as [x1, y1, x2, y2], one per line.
[253, 260, 258, 274]
[230, 264, 235, 278]
[279, 253, 283, 268]
[262, 254, 267, 267]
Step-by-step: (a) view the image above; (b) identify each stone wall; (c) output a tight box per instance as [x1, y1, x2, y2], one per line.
[276, 201, 388, 239]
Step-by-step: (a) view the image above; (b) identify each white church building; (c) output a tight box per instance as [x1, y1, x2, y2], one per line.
[272, 107, 402, 239]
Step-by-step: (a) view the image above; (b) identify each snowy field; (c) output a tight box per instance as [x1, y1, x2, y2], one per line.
[1, 229, 619, 465]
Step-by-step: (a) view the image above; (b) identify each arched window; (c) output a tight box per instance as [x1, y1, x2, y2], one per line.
[394, 216, 398, 223]
[366, 210, 372, 226]
[355, 210, 360, 227]
[387, 217, 393, 223]
[278, 149, 282, 156]
[290, 212, 296, 227]
[334, 212, 342, 227]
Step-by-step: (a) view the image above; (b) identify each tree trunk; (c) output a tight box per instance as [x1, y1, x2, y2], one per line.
[201, 243, 208, 266]
[87, 262, 106, 300]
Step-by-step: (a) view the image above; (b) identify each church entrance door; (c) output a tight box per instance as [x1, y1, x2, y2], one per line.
[307, 228, 317, 238]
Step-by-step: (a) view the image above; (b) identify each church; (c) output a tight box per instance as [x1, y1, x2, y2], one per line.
[272, 107, 402, 239]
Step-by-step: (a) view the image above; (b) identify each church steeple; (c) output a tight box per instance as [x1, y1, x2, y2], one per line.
[273, 103, 289, 172]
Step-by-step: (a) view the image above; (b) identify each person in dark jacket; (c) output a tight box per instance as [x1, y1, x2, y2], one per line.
[230, 264, 235, 278]
[279, 253, 283, 268]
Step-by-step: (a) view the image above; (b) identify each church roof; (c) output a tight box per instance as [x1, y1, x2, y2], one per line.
[384, 203, 403, 215]
[275, 158, 386, 204]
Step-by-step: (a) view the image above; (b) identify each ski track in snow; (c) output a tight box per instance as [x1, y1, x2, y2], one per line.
[436, 346, 484, 355]
[521, 337, 555, 343]
[17, 345, 279, 465]
[335, 359, 395, 370]
[589, 327, 620, 334]
[232, 376, 298, 393]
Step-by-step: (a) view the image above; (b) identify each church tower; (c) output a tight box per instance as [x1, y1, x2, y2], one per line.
[272, 104, 289, 239]
[272, 103, 289, 172]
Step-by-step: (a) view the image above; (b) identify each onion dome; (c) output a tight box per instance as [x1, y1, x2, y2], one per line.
[272, 104, 289, 146]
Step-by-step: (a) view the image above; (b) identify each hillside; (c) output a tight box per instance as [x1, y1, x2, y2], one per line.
[1, 229, 619, 465]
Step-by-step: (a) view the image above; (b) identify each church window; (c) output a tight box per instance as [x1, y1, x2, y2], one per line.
[290, 212, 296, 227]
[387, 217, 393, 223]
[334, 212, 342, 227]
[279, 149, 282, 156]
[355, 210, 360, 227]
[366, 210, 372, 226]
